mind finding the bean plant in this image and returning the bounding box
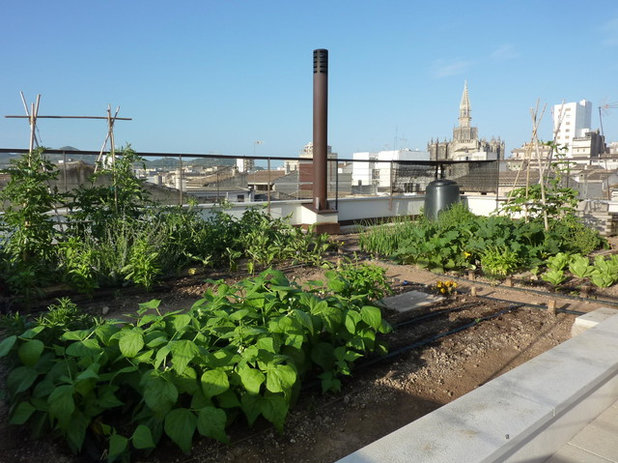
[0,267,391,461]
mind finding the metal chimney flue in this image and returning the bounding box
[313,48,328,211]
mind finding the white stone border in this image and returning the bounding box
[337,309,618,463]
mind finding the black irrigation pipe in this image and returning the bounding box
[470,292,586,316]
[392,302,483,329]
[358,303,525,370]
[446,273,618,309]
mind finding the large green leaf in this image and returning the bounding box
[47,385,75,427]
[265,364,296,394]
[97,385,124,409]
[197,406,229,443]
[260,393,289,432]
[138,299,161,312]
[310,342,334,370]
[238,364,265,395]
[215,389,241,408]
[65,410,89,453]
[9,401,35,425]
[65,338,101,358]
[174,366,199,395]
[344,310,362,334]
[17,339,44,366]
[240,393,262,425]
[164,408,196,453]
[360,306,382,330]
[7,366,38,395]
[201,369,230,398]
[170,340,199,374]
[256,337,276,353]
[172,314,192,332]
[0,335,17,357]
[118,328,144,358]
[143,376,178,414]
[132,424,156,450]
[108,434,129,462]
[292,309,313,335]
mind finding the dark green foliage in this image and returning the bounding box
[360,204,604,277]
[0,268,391,460]
[0,148,333,297]
[480,246,520,278]
[0,148,64,296]
[549,216,606,255]
[68,146,152,235]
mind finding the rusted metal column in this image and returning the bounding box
[313,48,328,211]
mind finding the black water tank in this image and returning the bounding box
[424,179,460,221]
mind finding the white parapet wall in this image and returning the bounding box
[193,194,498,227]
[336,309,618,463]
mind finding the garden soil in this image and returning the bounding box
[0,258,612,463]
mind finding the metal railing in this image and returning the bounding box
[3,147,615,209]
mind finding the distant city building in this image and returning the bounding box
[428,81,504,161]
[552,100,593,156]
[509,99,606,166]
[236,158,255,173]
[352,149,429,191]
[284,142,337,174]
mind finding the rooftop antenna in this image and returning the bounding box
[599,101,617,138]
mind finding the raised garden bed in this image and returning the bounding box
[0,261,576,463]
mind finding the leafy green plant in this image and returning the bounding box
[322,262,392,304]
[541,268,567,286]
[546,252,571,272]
[501,183,578,223]
[122,234,161,290]
[557,216,606,255]
[480,246,520,278]
[590,255,618,288]
[0,148,63,296]
[58,236,99,294]
[0,268,391,461]
[68,145,151,236]
[568,254,594,279]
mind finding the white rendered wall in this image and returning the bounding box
[553,100,592,156]
[194,194,498,227]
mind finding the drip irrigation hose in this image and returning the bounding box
[392,302,483,329]
[446,273,618,308]
[358,303,525,369]
[470,292,586,316]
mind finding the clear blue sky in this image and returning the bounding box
[1,0,617,158]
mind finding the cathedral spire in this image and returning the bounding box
[459,81,471,128]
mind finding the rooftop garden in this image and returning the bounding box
[0,147,613,462]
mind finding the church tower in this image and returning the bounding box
[459,80,471,128]
[453,81,478,143]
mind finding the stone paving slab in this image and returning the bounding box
[548,399,618,463]
[380,290,444,313]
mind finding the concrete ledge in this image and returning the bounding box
[571,307,618,337]
[337,310,618,463]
